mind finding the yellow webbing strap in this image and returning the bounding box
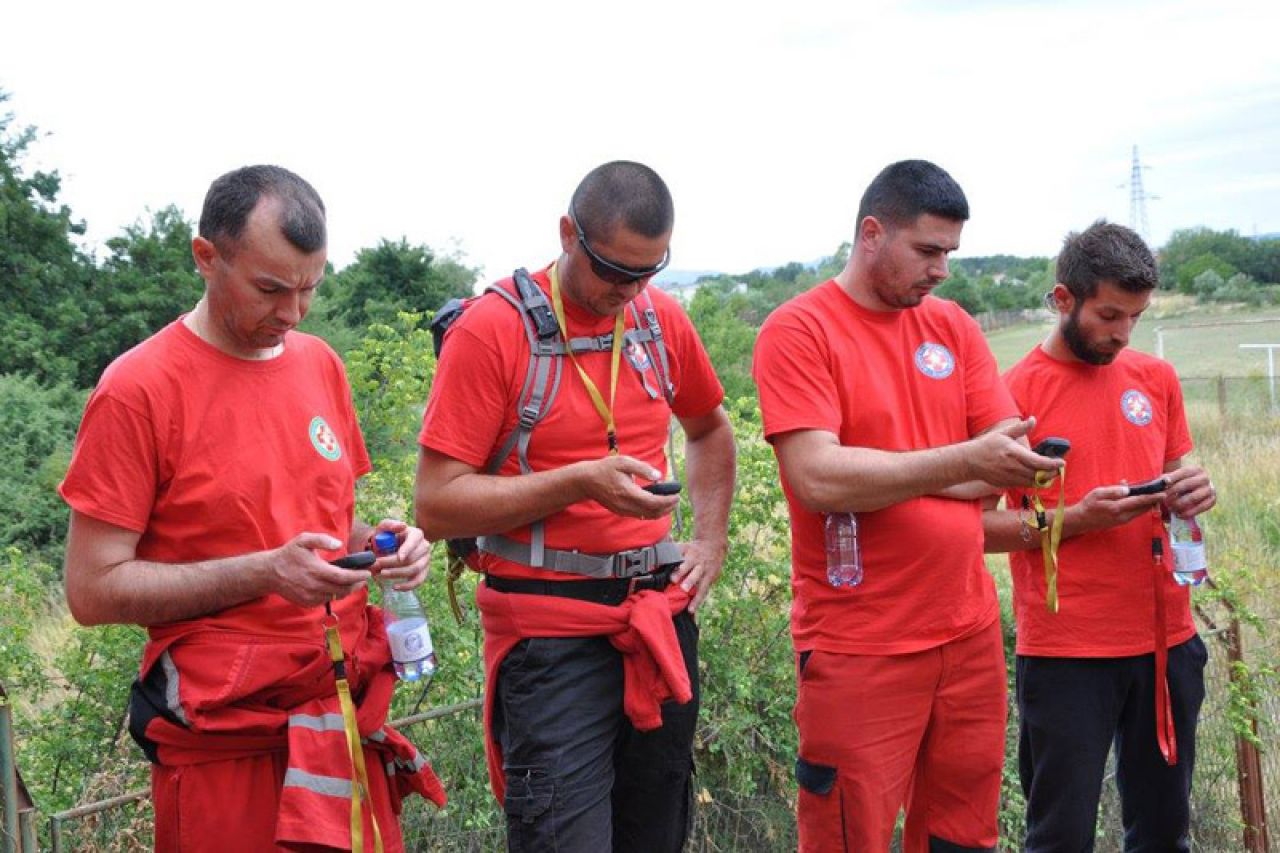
[549,261,625,455]
[1031,464,1067,613]
[323,608,384,853]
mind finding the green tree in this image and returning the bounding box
[325,238,479,329]
[0,374,83,558]
[76,206,203,384]
[0,92,93,384]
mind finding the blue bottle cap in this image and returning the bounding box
[373,531,399,555]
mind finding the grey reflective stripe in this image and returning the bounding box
[159,652,190,727]
[479,534,683,579]
[288,713,346,733]
[283,768,352,799]
[384,750,428,777]
[365,729,388,743]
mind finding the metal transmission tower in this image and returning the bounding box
[1124,145,1155,242]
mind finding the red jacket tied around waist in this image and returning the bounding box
[133,605,446,850]
[477,582,694,801]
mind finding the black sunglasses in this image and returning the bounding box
[569,204,670,286]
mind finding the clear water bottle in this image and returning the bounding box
[824,512,863,588]
[1168,514,1209,587]
[375,531,437,680]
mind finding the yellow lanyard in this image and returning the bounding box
[323,606,384,853]
[549,261,625,455]
[1029,465,1068,613]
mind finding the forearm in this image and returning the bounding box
[684,422,735,547]
[798,442,973,513]
[67,552,275,627]
[417,462,591,541]
[982,504,1091,553]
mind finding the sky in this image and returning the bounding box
[3,0,1278,284]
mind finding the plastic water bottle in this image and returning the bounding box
[375,531,437,680]
[1168,515,1209,587]
[824,512,863,588]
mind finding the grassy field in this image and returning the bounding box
[985,296,1280,376]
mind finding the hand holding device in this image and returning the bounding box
[1126,477,1167,497]
[1032,437,1071,459]
[331,551,376,569]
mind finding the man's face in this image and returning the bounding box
[864,213,963,310]
[193,196,327,357]
[1058,280,1152,365]
[558,215,671,318]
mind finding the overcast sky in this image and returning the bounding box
[3,0,1277,283]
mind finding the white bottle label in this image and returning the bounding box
[387,618,433,662]
[1171,541,1207,574]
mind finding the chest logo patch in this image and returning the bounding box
[914,342,955,380]
[624,337,652,373]
[1121,389,1154,426]
[309,416,343,461]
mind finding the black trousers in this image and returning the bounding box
[1016,636,1208,852]
[494,610,700,853]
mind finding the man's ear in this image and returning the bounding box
[192,236,218,277]
[858,216,886,253]
[558,215,576,254]
[1051,282,1075,315]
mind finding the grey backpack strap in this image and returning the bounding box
[630,290,675,406]
[481,269,565,566]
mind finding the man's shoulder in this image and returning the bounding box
[95,321,188,397]
[1116,347,1175,378]
[761,280,835,330]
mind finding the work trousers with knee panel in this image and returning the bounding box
[794,620,1006,852]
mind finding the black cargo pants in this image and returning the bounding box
[493,610,699,853]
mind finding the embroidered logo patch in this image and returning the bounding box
[309,416,342,461]
[1121,389,1154,426]
[914,342,955,380]
[624,337,652,373]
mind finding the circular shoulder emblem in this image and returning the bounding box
[914,342,955,380]
[1121,389,1154,426]
[309,416,343,461]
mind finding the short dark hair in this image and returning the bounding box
[198,165,326,255]
[1056,220,1158,301]
[856,159,969,235]
[570,161,674,242]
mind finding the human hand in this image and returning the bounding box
[1164,466,1217,519]
[270,532,372,607]
[671,538,727,614]
[966,419,1065,488]
[1068,485,1164,534]
[370,520,432,591]
[576,455,680,520]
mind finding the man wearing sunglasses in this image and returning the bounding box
[416,160,735,851]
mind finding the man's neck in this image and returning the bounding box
[184,301,284,361]
[1041,327,1082,364]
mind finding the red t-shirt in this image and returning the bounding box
[1003,346,1195,656]
[60,320,372,643]
[753,281,1017,655]
[419,266,724,581]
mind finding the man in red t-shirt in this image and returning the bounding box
[983,221,1216,851]
[753,160,1064,852]
[415,161,734,852]
[60,166,438,851]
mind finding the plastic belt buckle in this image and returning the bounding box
[614,548,651,579]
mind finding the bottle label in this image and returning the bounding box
[1171,542,1207,574]
[388,619,434,663]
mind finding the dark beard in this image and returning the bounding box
[1061,306,1115,365]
